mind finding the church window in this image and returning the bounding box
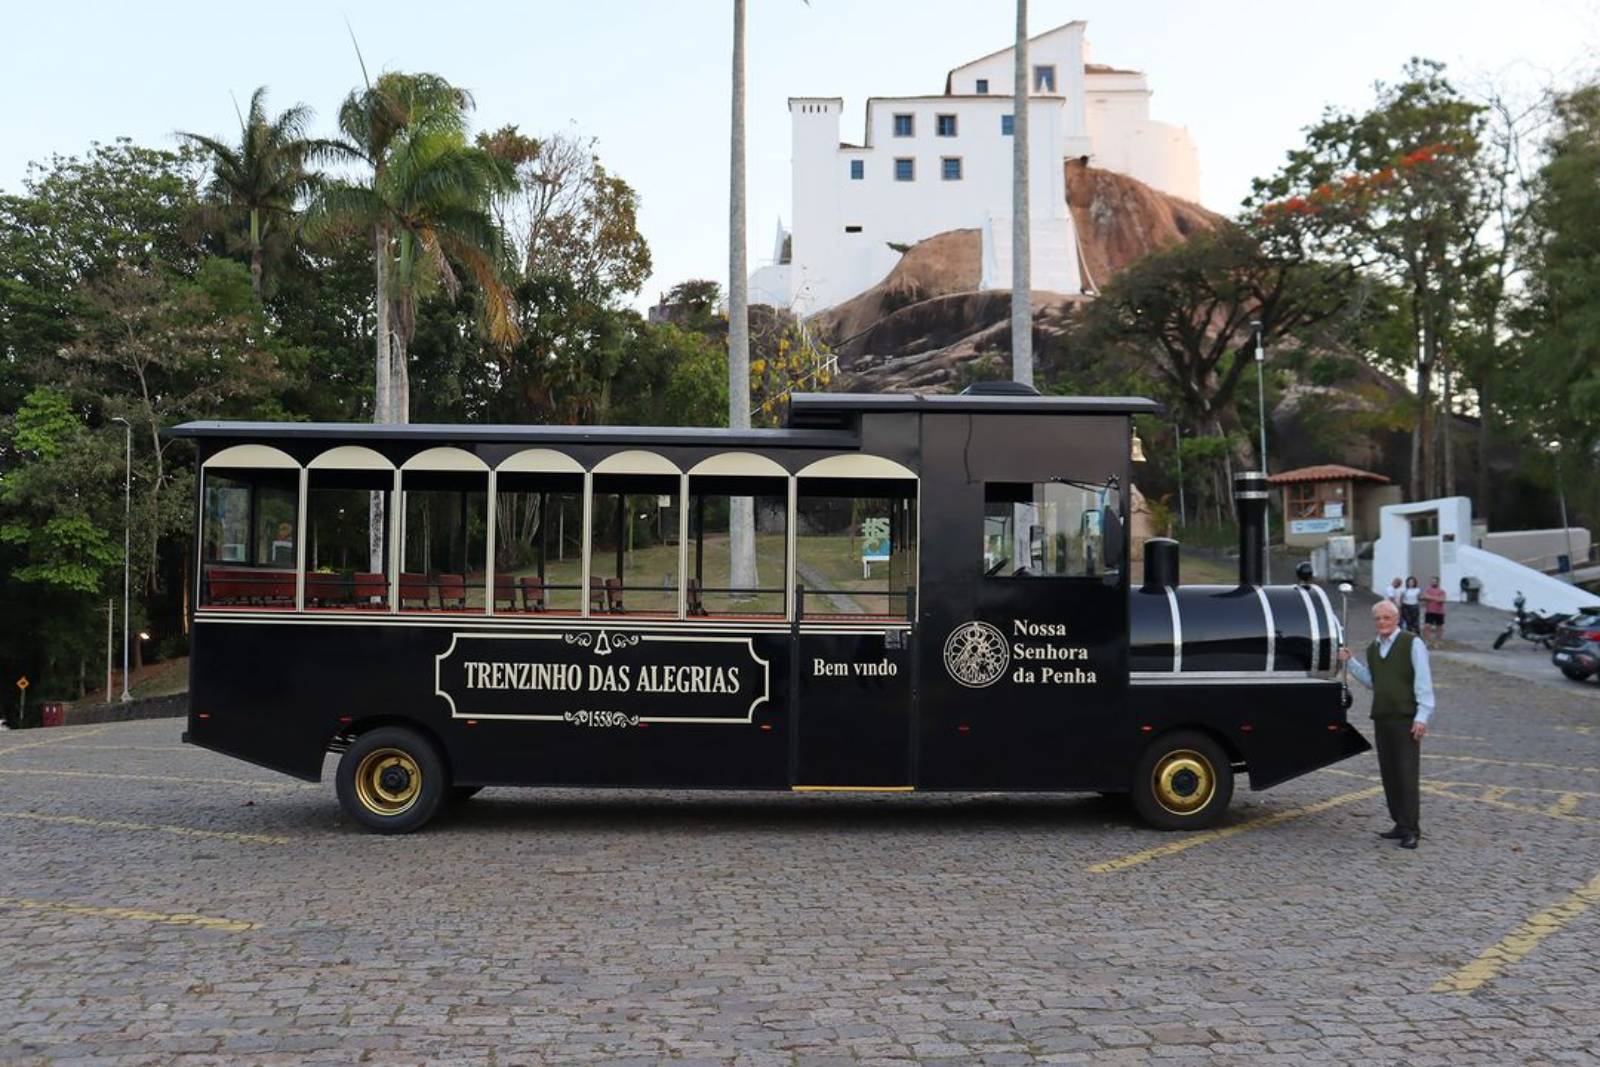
[936,114,957,137]
[942,157,962,181]
[976,78,989,94]
[893,113,914,137]
[894,158,915,182]
[1001,114,1014,136]
[850,159,864,180]
[1034,65,1056,92]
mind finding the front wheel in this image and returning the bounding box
[336,727,446,834]
[1131,730,1234,831]
[1492,630,1512,650]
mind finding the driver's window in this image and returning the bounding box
[982,481,1121,578]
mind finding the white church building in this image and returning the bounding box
[750,20,1202,316]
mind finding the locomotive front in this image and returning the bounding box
[1122,471,1370,827]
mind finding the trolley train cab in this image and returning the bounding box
[173,386,1370,833]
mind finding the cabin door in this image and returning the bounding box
[792,626,915,788]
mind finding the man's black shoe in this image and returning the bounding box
[1378,827,1405,840]
[1399,832,1419,849]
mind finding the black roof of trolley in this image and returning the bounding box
[786,391,1161,431]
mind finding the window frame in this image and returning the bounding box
[849,158,864,180]
[941,157,963,181]
[1001,114,1015,136]
[936,113,957,137]
[975,78,989,94]
[981,480,1124,581]
[894,157,915,182]
[1033,64,1056,92]
[892,112,915,137]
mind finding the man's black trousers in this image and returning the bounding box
[1374,718,1421,834]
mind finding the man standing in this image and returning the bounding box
[1421,576,1448,642]
[1340,599,1435,849]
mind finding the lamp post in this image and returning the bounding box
[110,416,132,702]
[1252,321,1270,582]
[1173,419,1186,527]
[1552,440,1575,577]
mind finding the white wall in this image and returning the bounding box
[787,94,1078,314]
[1083,74,1201,202]
[946,22,1091,155]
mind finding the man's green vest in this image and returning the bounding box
[1367,631,1418,720]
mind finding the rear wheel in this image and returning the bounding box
[1132,730,1234,831]
[336,727,445,834]
[1560,665,1591,681]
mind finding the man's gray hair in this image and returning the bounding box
[1372,600,1400,618]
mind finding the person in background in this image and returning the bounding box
[1401,576,1423,634]
[1387,577,1406,625]
[1421,576,1448,642]
[1340,599,1435,849]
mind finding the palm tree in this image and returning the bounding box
[179,87,333,298]
[307,72,517,424]
[1011,0,1033,386]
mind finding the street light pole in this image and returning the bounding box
[105,598,114,703]
[1252,322,1270,582]
[1553,442,1574,577]
[1173,419,1186,527]
[111,416,132,702]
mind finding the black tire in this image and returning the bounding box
[1131,730,1234,831]
[449,786,484,802]
[1492,630,1511,650]
[336,726,446,834]
[1560,665,1591,682]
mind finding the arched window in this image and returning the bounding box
[304,446,396,611]
[198,446,300,610]
[795,455,919,620]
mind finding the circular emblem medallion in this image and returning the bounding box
[943,621,1009,688]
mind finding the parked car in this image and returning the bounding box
[1551,608,1600,682]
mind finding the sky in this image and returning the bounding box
[3,1,1596,312]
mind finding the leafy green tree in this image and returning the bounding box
[1251,59,1487,499]
[1514,83,1600,459]
[179,86,336,298]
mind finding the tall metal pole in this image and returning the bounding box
[1252,322,1270,583]
[1010,0,1032,386]
[105,598,114,703]
[112,417,132,702]
[1174,419,1186,527]
[1555,444,1574,575]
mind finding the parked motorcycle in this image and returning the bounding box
[1493,591,1583,650]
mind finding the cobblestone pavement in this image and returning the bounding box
[2,649,1598,1065]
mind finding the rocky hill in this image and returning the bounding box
[805,162,1222,392]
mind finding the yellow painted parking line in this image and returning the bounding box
[0,767,311,791]
[1432,867,1600,994]
[1417,783,1597,826]
[0,895,256,933]
[1545,793,1582,818]
[1324,766,1600,800]
[0,725,112,756]
[0,809,290,845]
[1087,786,1383,874]
[1425,753,1600,776]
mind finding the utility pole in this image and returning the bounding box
[1252,323,1270,583]
[1010,0,1032,386]
[105,598,114,702]
[1174,420,1186,527]
[111,416,132,702]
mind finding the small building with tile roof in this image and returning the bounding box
[1268,464,1401,548]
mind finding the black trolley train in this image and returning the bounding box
[173,386,1370,833]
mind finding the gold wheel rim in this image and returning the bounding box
[353,748,422,817]
[1151,749,1216,816]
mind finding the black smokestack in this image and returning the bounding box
[1143,537,1180,592]
[1234,471,1268,587]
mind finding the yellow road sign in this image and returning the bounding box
[14,677,26,691]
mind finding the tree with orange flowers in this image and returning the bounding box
[1250,59,1488,501]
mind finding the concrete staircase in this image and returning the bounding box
[981,215,1080,294]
